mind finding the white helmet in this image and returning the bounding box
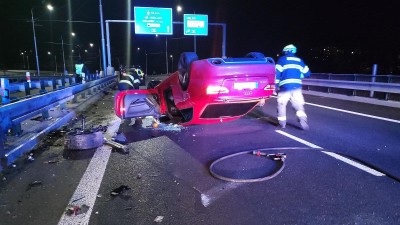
[283,44,297,54]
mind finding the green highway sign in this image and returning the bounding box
[183,14,208,36]
[134,7,173,35]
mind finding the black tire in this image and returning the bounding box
[178,52,198,91]
[64,131,104,150]
[245,52,266,59]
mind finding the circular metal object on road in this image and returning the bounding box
[64,131,104,150]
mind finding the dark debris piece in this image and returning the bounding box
[110,185,131,196]
[65,204,90,216]
[26,180,43,191]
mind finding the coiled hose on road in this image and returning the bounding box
[209,150,287,183]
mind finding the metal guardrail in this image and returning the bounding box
[303,73,400,101]
[0,75,117,163]
[0,74,102,105]
[303,79,400,93]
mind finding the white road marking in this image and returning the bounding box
[271,95,399,123]
[275,130,322,149]
[305,102,400,124]
[321,151,385,176]
[200,183,243,207]
[275,130,386,177]
[58,118,121,225]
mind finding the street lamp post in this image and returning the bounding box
[170,54,174,72]
[26,55,30,70]
[31,8,40,76]
[21,53,26,69]
[165,37,168,74]
[55,54,58,73]
[31,5,53,76]
[145,50,148,75]
[61,36,66,74]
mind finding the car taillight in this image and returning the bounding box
[206,85,230,95]
[264,84,276,90]
[115,94,125,117]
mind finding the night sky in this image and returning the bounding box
[1,0,399,74]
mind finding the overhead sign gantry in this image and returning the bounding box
[183,14,208,36]
[134,7,173,35]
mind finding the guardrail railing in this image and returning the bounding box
[304,73,400,101]
[0,73,102,105]
[0,75,117,164]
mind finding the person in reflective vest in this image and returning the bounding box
[75,63,84,83]
[118,67,141,90]
[275,44,310,130]
[131,66,145,85]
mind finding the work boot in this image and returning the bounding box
[299,117,309,130]
[278,120,286,129]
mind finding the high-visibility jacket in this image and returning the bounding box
[75,64,84,75]
[275,53,310,91]
[118,72,141,90]
[135,68,144,79]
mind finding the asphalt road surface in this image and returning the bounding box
[0,88,399,225]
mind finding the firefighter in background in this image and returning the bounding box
[118,66,141,90]
[132,65,145,85]
[275,44,310,130]
[75,61,84,83]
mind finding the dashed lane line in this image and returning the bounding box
[275,130,385,177]
[305,102,400,124]
[275,130,322,149]
[270,95,400,123]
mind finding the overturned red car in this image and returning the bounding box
[114,52,276,126]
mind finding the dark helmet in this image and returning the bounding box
[282,44,297,54]
[120,66,127,74]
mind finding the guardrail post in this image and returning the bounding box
[24,82,31,96]
[11,123,22,136]
[0,131,5,158]
[370,64,377,98]
[42,108,49,120]
[60,102,66,110]
[40,80,47,94]
[1,78,10,104]
[68,76,73,85]
[72,95,78,103]
[327,74,331,93]
[61,76,66,88]
[385,75,392,101]
[52,79,57,90]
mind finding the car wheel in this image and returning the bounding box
[64,131,104,150]
[178,52,198,91]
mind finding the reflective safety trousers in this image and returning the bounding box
[277,88,307,121]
